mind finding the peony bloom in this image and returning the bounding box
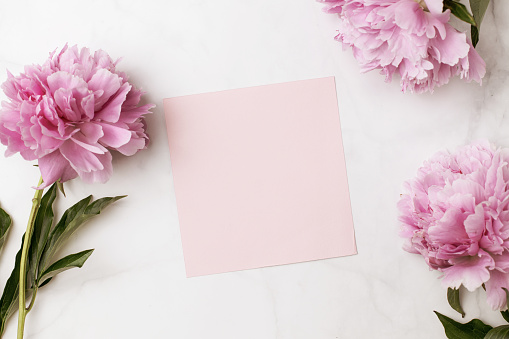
[0,45,154,188]
[399,141,509,310]
[321,0,486,93]
[318,0,346,13]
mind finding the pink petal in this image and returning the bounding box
[460,41,486,83]
[96,122,132,148]
[485,270,509,310]
[428,208,469,244]
[87,68,122,110]
[441,251,494,291]
[116,133,146,156]
[81,94,95,119]
[492,252,509,273]
[78,152,113,184]
[59,139,105,172]
[429,25,470,65]
[37,150,78,189]
[118,103,154,124]
[53,88,81,121]
[424,0,443,15]
[94,82,131,123]
[450,179,485,206]
[47,71,87,96]
[71,122,105,153]
[464,204,486,242]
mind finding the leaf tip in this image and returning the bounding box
[57,181,66,197]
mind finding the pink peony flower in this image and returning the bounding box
[0,45,154,188]
[321,0,486,93]
[399,141,509,310]
[318,0,346,13]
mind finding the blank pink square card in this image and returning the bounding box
[164,77,357,277]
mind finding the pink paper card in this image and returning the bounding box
[164,77,357,277]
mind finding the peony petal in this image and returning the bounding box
[87,68,122,110]
[118,103,154,124]
[81,93,95,119]
[464,204,486,242]
[77,152,113,184]
[450,179,485,205]
[424,0,443,15]
[492,252,509,273]
[53,88,81,121]
[441,251,494,291]
[37,150,78,189]
[428,208,469,244]
[47,71,87,96]
[73,122,104,146]
[116,133,146,156]
[59,139,105,172]
[94,82,131,123]
[96,122,132,148]
[485,270,509,310]
[429,25,470,66]
[460,41,486,83]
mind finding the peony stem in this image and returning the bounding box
[17,176,44,339]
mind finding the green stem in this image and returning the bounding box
[26,286,38,313]
[17,177,44,339]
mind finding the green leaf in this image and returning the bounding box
[0,207,12,253]
[40,195,92,262]
[38,277,52,288]
[444,0,477,26]
[84,196,126,216]
[470,0,490,27]
[471,26,480,48]
[434,311,493,339]
[56,180,66,197]
[39,195,125,272]
[37,249,94,285]
[38,195,91,271]
[501,310,509,323]
[0,192,125,336]
[0,236,25,336]
[447,287,465,318]
[486,325,509,339]
[469,0,491,47]
[28,183,57,287]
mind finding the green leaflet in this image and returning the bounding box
[56,181,65,197]
[469,0,491,47]
[486,325,509,339]
[470,0,490,23]
[0,185,125,336]
[501,309,509,324]
[38,249,94,286]
[39,195,125,272]
[28,184,57,288]
[37,195,91,271]
[444,0,477,26]
[471,26,480,48]
[435,311,492,339]
[0,236,24,336]
[0,207,11,254]
[447,287,465,318]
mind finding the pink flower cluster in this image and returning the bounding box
[399,141,509,310]
[0,45,154,188]
[320,0,486,93]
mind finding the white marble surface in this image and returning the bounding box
[0,0,507,338]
